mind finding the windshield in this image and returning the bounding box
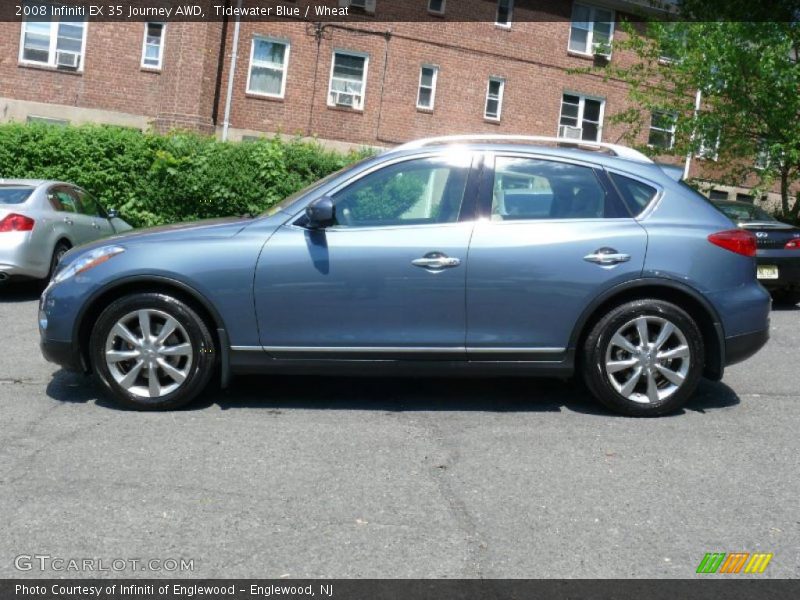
[263,157,374,216]
[716,202,777,223]
[0,186,34,205]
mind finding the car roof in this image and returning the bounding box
[0,179,73,190]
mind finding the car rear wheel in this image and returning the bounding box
[90,293,216,410]
[47,241,70,281]
[581,299,704,417]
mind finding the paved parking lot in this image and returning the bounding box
[1,283,798,579]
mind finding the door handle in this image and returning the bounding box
[63,217,73,225]
[412,252,461,270]
[91,222,101,229]
[584,248,631,266]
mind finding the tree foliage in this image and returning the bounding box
[0,123,374,227]
[596,7,800,220]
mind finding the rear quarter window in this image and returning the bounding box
[609,173,658,216]
[0,187,34,205]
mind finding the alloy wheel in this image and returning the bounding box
[604,315,691,405]
[104,309,193,399]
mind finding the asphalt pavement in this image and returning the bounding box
[1,282,798,578]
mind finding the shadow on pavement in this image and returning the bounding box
[46,369,741,417]
[0,280,45,303]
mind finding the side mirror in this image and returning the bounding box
[107,208,119,219]
[305,196,335,229]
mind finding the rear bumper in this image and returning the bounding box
[724,328,769,367]
[756,255,800,289]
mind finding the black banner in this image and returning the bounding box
[3,580,800,600]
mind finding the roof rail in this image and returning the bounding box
[390,135,654,164]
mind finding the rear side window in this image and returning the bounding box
[609,172,658,216]
[0,186,34,204]
[492,157,628,220]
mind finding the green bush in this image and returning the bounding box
[0,123,373,227]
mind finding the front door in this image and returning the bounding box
[254,154,478,357]
[466,154,649,355]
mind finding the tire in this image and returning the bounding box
[581,299,705,417]
[90,293,216,410]
[771,289,800,307]
[47,241,70,281]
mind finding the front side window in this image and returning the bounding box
[141,23,165,69]
[75,189,104,217]
[328,51,368,110]
[417,65,439,110]
[492,157,626,220]
[648,111,677,150]
[331,156,471,228]
[496,0,513,27]
[558,93,604,141]
[485,77,505,120]
[569,3,614,56]
[20,20,87,70]
[247,37,290,98]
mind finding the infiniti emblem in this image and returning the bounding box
[756,232,769,238]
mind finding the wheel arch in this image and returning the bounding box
[569,278,726,381]
[74,276,228,377]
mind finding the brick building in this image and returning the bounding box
[0,0,768,202]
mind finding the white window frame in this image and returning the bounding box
[557,92,605,142]
[246,36,290,99]
[484,77,505,121]
[428,0,446,15]
[495,0,513,28]
[327,49,370,111]
[648,111,677,150]
[140,22,166,70]
[568,2,615,57]
[18,19,88,72]
[340,0,376,13]
[416,64,439,111]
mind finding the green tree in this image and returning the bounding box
[595,7,800,220]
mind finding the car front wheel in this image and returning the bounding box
[582,299,705,417]
[90,293,216,410]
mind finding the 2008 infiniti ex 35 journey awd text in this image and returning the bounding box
[39,136,771,416]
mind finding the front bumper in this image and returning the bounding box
[724,328,769,367]
[40,337,84,372]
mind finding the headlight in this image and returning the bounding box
[53,246,126,284]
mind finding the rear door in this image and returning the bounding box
[465,153,649,356]
[48,186,92,245]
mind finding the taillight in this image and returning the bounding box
[0,213,35,232]
[707,229,757,257]
[786,239,800,250]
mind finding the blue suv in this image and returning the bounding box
[39,136,771,416]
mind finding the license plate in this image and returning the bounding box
[757,265,779,280]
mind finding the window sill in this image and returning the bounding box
[17,61,83,76]
[484,117,502,125]
[567,50,595,60]
[327,104,365,114]
[494,23,512,31]
[246,92,286,102]
[427,11,445,17]
[140,66,162,74]
[416,106,435,114]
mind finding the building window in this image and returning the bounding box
[495,0,513,27]
[417,65,439,110]
[485,77,505,121]
[569,3,614,56]
[328,50,369,110]
[27,115,69,126]
[19,20,87,70]
[558,93,604,142]
[428,0,445,15]
[340,0,376,13]
[709,189,729,201]
[247,37,290,98]
[141,23,165,69]
[648,111,677,149]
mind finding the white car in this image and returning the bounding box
[0,179,132,283]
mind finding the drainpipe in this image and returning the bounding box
[221,0,243,142]
[683,88,702,180]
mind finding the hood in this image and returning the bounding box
[60,216,254,263]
